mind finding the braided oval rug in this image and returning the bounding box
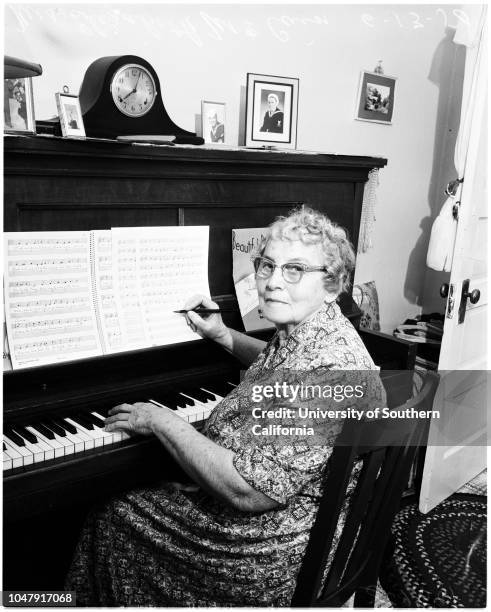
[381,494,486,608]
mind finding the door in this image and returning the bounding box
[419,93,487,513]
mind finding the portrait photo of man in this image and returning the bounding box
[247,75,298,149]
[260,92,284,133]
[201,101,226,145]
[208,111,224,143]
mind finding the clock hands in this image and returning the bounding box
[119,71,143,103]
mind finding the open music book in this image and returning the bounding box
[4,227,210,370]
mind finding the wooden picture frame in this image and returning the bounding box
[201,101,226,144]
[4,77,36,134]
[55,92,86,138]
[355,71,397,124]
[245,73,299,149]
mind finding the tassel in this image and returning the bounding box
[359,168,379,253]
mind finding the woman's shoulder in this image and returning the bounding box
[301,302,378,370]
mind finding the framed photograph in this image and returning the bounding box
[55,92,86,138]
[355,71,396,124]
[245,73,299,149]
[4,77,36,134]
[201,101,226,144]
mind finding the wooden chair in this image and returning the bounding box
[291,371,440,607]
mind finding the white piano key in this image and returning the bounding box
[40,425,76,455]
[148,399,192,423]
[183,390,222,413]
[199,388,225,406]
[91,411,131,442]
[26,426,64,458]
[176,396,206,423]
[4,436,34,466]
[3,443,23,469]
[64,416,104,448]
[10,431,45,463]
[3,453,13,471]
[55,428,86,454]
[62,418,96,450]
[70,417,106,447]
[91,411,122,443]
[22,429,55,461]
[91,422,119,446]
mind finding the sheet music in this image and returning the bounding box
[111,229,150,350]
[4,232,103,369]
[112,226,210,346]
[91,230,125,353]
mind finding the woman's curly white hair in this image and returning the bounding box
[257,206,356,294]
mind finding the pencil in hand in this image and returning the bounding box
[173,308,235,314]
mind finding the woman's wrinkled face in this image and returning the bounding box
[256,238,329,335]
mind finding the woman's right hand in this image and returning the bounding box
[182,294,232,348]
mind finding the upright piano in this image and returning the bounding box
[3,136,413,589]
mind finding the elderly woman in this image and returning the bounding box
[66,207,381,606]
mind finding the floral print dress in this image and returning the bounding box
[65,301,380,606]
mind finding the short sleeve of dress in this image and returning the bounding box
[233,444,332,505]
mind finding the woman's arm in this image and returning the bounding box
[105,402,278,513]
[184,294,266,367]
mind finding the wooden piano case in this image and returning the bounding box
[4,136,413,590]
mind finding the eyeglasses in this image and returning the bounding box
[253,256,327,284]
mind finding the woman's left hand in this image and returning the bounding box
[105,402,162,436]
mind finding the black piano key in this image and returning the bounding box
[88,412,106,427]
[32,422,56,440]
[94,407,111,418]
[83,412,106,428]
[44,420,67,437]
[205,381,230,397]
[153,394,178,410]
[14,425,38,444]
[5,427,26,447]
[53,417,77,435]
[169,390,192,408]
[185,387,213,403]
[197,387,217,401]
[71,413,96,430]
[3,443,6,451]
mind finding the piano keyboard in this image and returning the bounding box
[3,381,237,473]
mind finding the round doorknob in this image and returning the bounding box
[464,288,481,304]
[439,283,449,298]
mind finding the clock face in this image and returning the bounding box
[110,63,157,117]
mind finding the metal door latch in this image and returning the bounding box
[458,278,481,324]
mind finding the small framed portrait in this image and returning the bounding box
[245,73,299,149]
[55,91,86,138]
[201,101,226,144]
[4,77,36,134]
[355,71,397,124]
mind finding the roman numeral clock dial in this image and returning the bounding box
[111,64,156,117]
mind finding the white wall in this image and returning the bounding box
[4,3,467,332]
